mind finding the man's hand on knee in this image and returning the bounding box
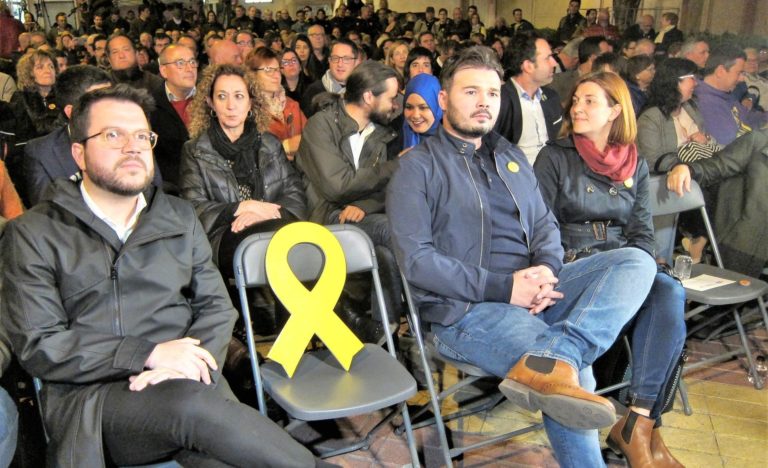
[128,368,188,391]
[338,205,365,223]
[511,266,562,311]
[145,338,218,385]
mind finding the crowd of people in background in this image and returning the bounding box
[1,0,768,467]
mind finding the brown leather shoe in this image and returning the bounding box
[498,355,616,429]
[651,427,685,467]
[607,411,655,468]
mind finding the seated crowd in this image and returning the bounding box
[0,0,767,466]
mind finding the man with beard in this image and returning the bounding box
[106,34,163,92]
[295,60,402,342]
[387,45,656,466]
[0,84,326,468]
[494,34,563,165]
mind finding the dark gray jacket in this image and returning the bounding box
[534,137,654,260]
[179,131,306,257]
[637,102,705,173]
[387,126,563,326]
[0,180,236,466]
[296,96,398,224]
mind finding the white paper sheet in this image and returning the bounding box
[682,274,736,291]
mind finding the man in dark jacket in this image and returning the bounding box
[24,65,113,206]
[556,0,587,42]
[387,46,656,465]
[301,38,359,117]
[495,34,563,165]
[107,34,164,92]
[151,44,196,193]
[1,85,320,467]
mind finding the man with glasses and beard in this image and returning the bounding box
[1,84,327,468]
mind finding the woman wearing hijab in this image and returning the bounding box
[401,73,443,152]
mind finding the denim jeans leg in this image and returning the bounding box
[528,247,657,370]
[0,386,18,468]
[544,368,606,468]
[433,305,606,467]
[629,271,687,417]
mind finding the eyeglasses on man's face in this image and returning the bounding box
[79,128,158,149]
[256,66,281,74]
[160,58,199,69]
[329,55,355,64]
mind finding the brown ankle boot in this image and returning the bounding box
[651,427,685,467]
[607,411,656,468]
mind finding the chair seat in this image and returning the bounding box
[261,344,417,421]
[685,264,768,305]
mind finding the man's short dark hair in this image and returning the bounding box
[69,84,155,143]
[440,45,503,90]
[513,8,522,15]
[154,32,171,42]
[426,7,435,14]
[345,61,400,105]
[330,38,360,59]
[438,8,448,15]
[703,43,747,77]
[418,31,434,43]
[662,12,679,25]
[504,33,540,77]
[578,36,606,64]
[138,5,150,15]
[106,33,134,52]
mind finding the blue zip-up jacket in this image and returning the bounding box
[387,126,564,326]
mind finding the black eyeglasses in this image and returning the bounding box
[329,55,355,64]
[79,128,158,149]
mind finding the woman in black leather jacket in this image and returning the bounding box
[10,49,61,144]
[534,72,686,468]
[180,64,306,278]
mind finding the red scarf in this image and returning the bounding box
[572,134,637,182]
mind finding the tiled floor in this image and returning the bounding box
[305,323,768,467]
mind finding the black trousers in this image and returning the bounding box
[101,379,319,468]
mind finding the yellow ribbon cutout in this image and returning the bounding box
[265,222,364,377]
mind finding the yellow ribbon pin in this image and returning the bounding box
[507,161,520,173]
[624,177,634,188]
[265,222,364,377]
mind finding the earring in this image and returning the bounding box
[210,109,217,118]
[247,110,254,118]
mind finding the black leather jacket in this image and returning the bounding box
[1,180,236,466]
[534,137,655,261]
[179,131,306,257]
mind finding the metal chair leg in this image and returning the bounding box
[733,309,765,390]
[677,379,693,416]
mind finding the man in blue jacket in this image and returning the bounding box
[387,46,657,466]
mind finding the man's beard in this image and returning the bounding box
[446,105,494,139]
[86,156,153,197]
[112,65,143,82]
[369,107,392,126]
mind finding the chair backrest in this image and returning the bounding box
[233,223,378,288]
[647,175,724,267]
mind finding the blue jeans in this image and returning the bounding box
[432,247,656,468]
[0,386,17,468]
[629,271,687,418]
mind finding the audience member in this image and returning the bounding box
[557,0,587,42]
[401,73,442,152]
[306,24,330,81]
[696,43,767,145]
[744,47,768,106]
[246,47,307,161]
[495,34,563,165]
[534,71,685,468]
[301,38,359,117]
[680,38,710,70]
[150,44,198,193]
[623,54,656,116]
[0,1,24,59]
[583,9,620,41]
[623,14,656,41]
[654,12,684,56]
[10,49,60,146]
[413,7,439,36]
[550,36,610,105]
[107,34,163,91]
[180,64,305,278]
[208,39,243,66]
[554,37,582,73]
[2,84,321,467]
[387,45,656,467]
[23,65,113,206]
[281,48,311,103]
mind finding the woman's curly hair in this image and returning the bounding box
[645,58,699,119]
[187,64,269,139]
[16,49,58,91]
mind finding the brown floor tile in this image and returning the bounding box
[715,433,768,460]
[722,457,768,468]
[668,448,724,467]
[660,426,719,454]
[662,409,714,432]
[687,380,768,405]
[705,396,768,420]
[710,414,768,439]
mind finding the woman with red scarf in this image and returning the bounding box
[533,72,685,468]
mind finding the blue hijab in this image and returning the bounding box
[402,74,443,150]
